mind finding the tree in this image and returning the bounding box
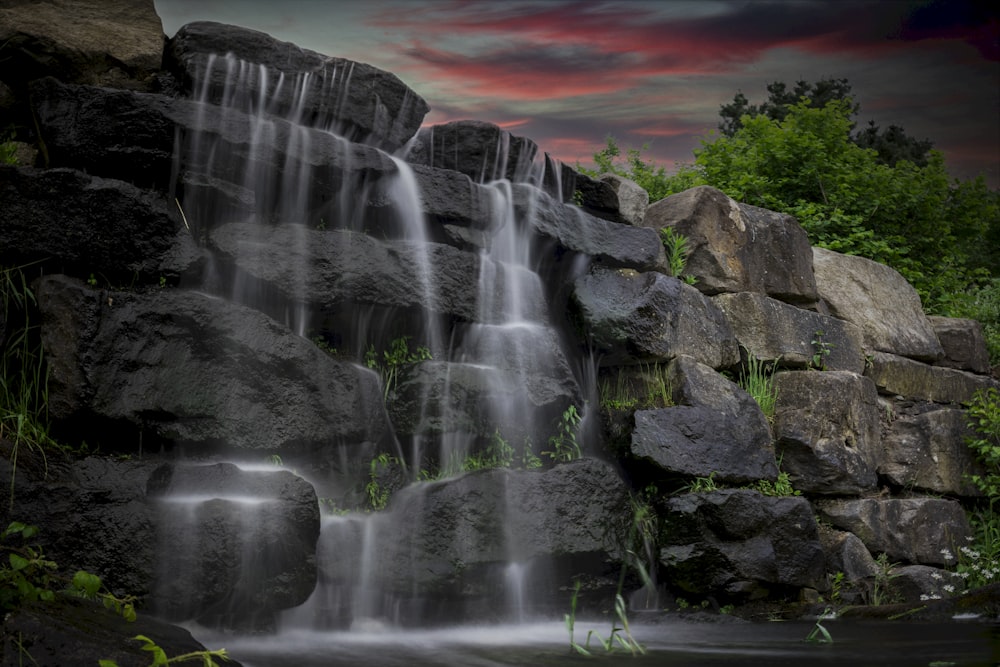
[718,78,932,167]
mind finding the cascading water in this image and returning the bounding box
[161,45,592,634]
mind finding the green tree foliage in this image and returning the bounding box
[718,78,932,167]
[578,135,702,203]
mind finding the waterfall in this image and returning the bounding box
[163,46,588,631]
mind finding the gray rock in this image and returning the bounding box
[598,173,649,226]
[37,274,390,453]
[865,351,999,403]
[148,462,320,629]
[166,22,429,152]
[772,371,881,495]
[209,223,547,325]
[928,316,992,374]
[513,184,667,273]
[888,565,965,605]
[572,267,739,368]
[819,528,879,585]
[406,120,539,183]
[812,247,944,361]
[879,408,984,496]
[815,497,971,566]
[659,490,825,596]
[714,292,865,373]
[0,167,182,284]
[626,356,776,485]
[643,186,818,304]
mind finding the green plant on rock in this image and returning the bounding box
[1,265,59,509]
[543,405,583,463]
[1,129,17,165]
[680,472,718,493]
[866,553,901,606]
[737,350,777,422]
[804,608,834,644]
[365,336,432,401]
[810,331,834,370]
[659,227,697,285]
[100,635,230,667]
[751,454,800,497]
[365,453,400,511]
[965,387,1000,503]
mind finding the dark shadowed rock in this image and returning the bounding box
[815,497,971,566]
[772,371,881,495]
[643,186,818,304]
[714,292,864,373]
[148,462,320,629]
[627,356,776,485]
[209,223,548,325]
[406,120,539,183]
[0,167,182,283]
[879,408,984,495]
[659,490,825,598]
[166,21,428,152]
[598,173,649,226]
[865,351,999,403]
[0,597,243,667]
[928,316,992,374]
[889,565,965,605]
[572,267,739,367]
[37,274,390,452]
[361,458,631,621]
[819,528,879,602]
[513,184,667,272]
[812,247,944,361]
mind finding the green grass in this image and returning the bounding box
[738,351,777,421]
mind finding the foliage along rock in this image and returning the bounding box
[815,497,971,566]
[36,274,391,454]
[166,21,429,153]
[928,316,992,375]
[865,351,999,404]
[572,267,739,368]
[366,458,631,621]
[0,166,181,284]
[406,120,540,183]
[147,462,320,630]
[879,408,984,496]
[658,490,825,598]
[714,291,865,373]
[812,247,944,361]
[643,186,818,305]
[772,371,881,495]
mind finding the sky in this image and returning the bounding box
[154,0,999,187]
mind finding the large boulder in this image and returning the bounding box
[0,167,182,283]
[597,173,649,226]
[928,316,992,375]
[659,490,826,598]
[714,292,865,373]
[37,274,390,453]
[865,351,998,404]
[772,371,881,495]
[147,462,320,630]
[643,186,818,304]
[815,498,971,566]
[572,267,739,368]
[406,120,539,183]
[812,247,943,361]
[879,408,984,496]
[0,0,163,102]
[627,356,777,485]
[166,21,428,152]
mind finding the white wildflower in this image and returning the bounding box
[943,584,955,593]
[930,572,943,580]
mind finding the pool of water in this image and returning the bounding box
[192,618,1000,666]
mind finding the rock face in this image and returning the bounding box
[865,351,998,404]
[643,186,818,304]
[572,267,739,367]
[659,490,825,597]
[812,247,944,361]
[37,275,390,454]
[928,316,992,374]
[407,120,539,183]
[147,462,320,629]
[879,409,984,495]
[773,371,881,495]
[166,22,429,152]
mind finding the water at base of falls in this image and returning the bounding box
[189,619,999,667]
